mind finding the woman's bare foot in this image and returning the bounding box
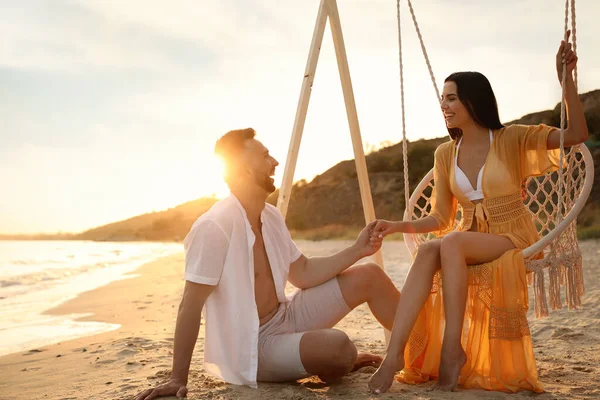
[367,355,403,395]
[351,353,383,372]
[432,346,466,391]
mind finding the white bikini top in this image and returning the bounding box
[454,130,493,201]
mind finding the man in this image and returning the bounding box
[136,128,400,400]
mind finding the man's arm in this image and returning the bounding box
[135,281,215,400]
[287,221,380,289]
[171,281,215,383]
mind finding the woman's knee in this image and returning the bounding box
[416,240,442,266]
[440,232,463,260]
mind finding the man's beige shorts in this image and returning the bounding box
[256,277,352,382]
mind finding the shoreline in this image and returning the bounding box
[1,241,600,399]
[0,252,188,400]
[0,240,182,358]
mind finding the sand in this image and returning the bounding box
[1,239,599,400]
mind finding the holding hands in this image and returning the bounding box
[354,219,402,257]
[366,219,405,247]
[354,220,383,257]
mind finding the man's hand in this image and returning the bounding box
[134,281,213,400]
[135,378,188,400]
[353,220,383,258]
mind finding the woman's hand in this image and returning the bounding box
[371,220,402,240]
[556,30,578,82]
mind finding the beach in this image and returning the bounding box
[1,239,600,400]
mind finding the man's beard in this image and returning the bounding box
[256,175,276,193]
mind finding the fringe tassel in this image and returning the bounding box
[526,270,534,286]
[565,256,584,310]
[533,269,549,318]
[565,262,576,309]
[575,255,585,298]
[548,265,562,311]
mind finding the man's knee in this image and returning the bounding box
[353,262,388,290]
[326,329,357,371]
[299,329,357,377]
[339,262,394,308]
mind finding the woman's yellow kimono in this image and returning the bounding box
[397,124,561,393]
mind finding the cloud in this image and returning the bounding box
[2,0,599,233]
[0,1,216,72]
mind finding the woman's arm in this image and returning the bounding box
[373,215,441,237]
[547,30,589,149]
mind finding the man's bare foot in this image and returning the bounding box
[431,346,466,391]
[351,353,383,372]
[367,355,403,395]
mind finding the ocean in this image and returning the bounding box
[0,240,182,357]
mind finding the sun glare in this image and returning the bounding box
[201,156,230,199]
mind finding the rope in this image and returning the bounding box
[398,0,444,218]
[398,0,577,230]
[396,0,410,218]
[406,0,441,106]
[557,0,573,223]
[400,0,584,318]
[571,0,578,91]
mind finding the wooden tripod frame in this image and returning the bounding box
[276,0,384,268]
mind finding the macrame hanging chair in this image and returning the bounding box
[396,0,594,317]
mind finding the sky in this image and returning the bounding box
[1,0,599,234]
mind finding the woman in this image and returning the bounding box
[367,32,588,394]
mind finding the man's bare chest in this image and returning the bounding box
[252,233,274,280]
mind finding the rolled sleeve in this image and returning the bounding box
[429,143,458,235]
[289,235,302,263]
[515,124,562,180]
[183,220,229,286]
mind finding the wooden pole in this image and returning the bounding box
[325,0,384,268]
[277,0,389,343]
[277,0,329,217]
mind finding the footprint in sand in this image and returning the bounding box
[573,366,594,373]
[551,327,584,340]
[118,382,139,391]
[125,361,143,372]
[96,358,117,365]
[532,324,555,339]
[117,348,138,357]
[23,349,46,356]
[569,386,589,394]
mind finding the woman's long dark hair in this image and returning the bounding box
[444,72,504,140]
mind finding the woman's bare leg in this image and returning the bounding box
[368,239,442,394]
[434,231,515,391]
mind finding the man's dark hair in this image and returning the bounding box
[214,128,256,186]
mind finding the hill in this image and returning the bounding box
[274,90,600,239]
[3,90,598,242]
